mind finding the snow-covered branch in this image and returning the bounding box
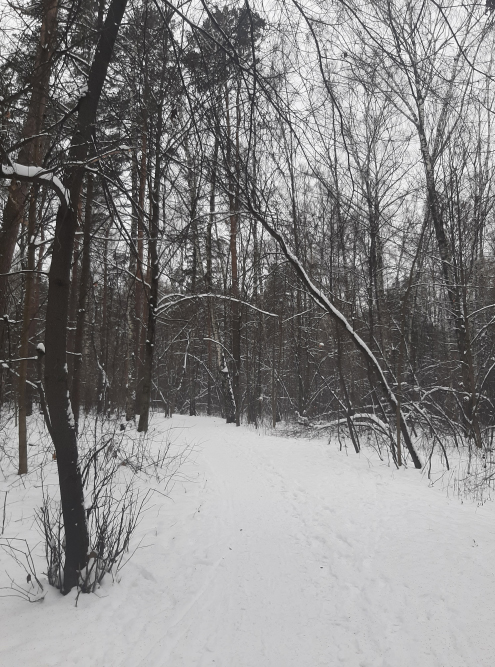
[0,162,70,208]
[314,413,390,435]
[245,202,422,469]
[156,293,278,318]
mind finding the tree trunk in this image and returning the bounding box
[17,187,38,474]
[72,176,93,432]
[134,123,148,415]
[204,135,236,421]
[125,225,138,421]
[97,227,110,414]
[137,94,163,432]
[416,104,482,448]
[226,84,242,426]
[0,0,59,315]
[206,137,218,416]
[271,329,277,428]
[67,201,82,386]
[43,0,129,593]
[184,139,200,416]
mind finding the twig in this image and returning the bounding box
[1,491,7,535]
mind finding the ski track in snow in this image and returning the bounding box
[1,415,495,666]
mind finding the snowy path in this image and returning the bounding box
[1,415,495,666]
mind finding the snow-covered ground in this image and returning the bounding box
[1,414,495,666]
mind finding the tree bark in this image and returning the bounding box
[96,226,110,414]
[72,176,93,432]
[125,190,138,422]
[43,0,129,593]
[137,95,163,432]
[0,0,59,315]
[17,187,38,474]
[416,101,482,448]
[226,84,242,425]
[206,137,218,416]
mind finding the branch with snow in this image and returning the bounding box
[314,413,390,435]
[0,162,70,208]
[156,293,278,318]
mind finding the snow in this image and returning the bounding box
[36,343,45,354]
[1,414,495,666]
[66,391,75,428]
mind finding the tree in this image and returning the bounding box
[0,0,131,593]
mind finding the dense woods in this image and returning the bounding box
[1,0,495,592]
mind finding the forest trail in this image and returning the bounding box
[1,415,495,666]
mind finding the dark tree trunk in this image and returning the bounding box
[97,228,110,414]
[17,187,38,474]
[206,137,218,416]
[137,95,163,432]
[134,124,148,415]
[43,0,129,593]
[226,84,242,425]
[416,93,482,448]
[0,0,59,315]
[67,200,82,386]
[125,181,138,422]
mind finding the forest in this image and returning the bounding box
[1,0,495,604]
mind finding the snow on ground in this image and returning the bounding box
[1,414,495,667]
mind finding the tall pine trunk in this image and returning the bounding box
[134,124,148,415]
[137,91,163,432]
[226,84,242,425]
[0,0,59,314]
